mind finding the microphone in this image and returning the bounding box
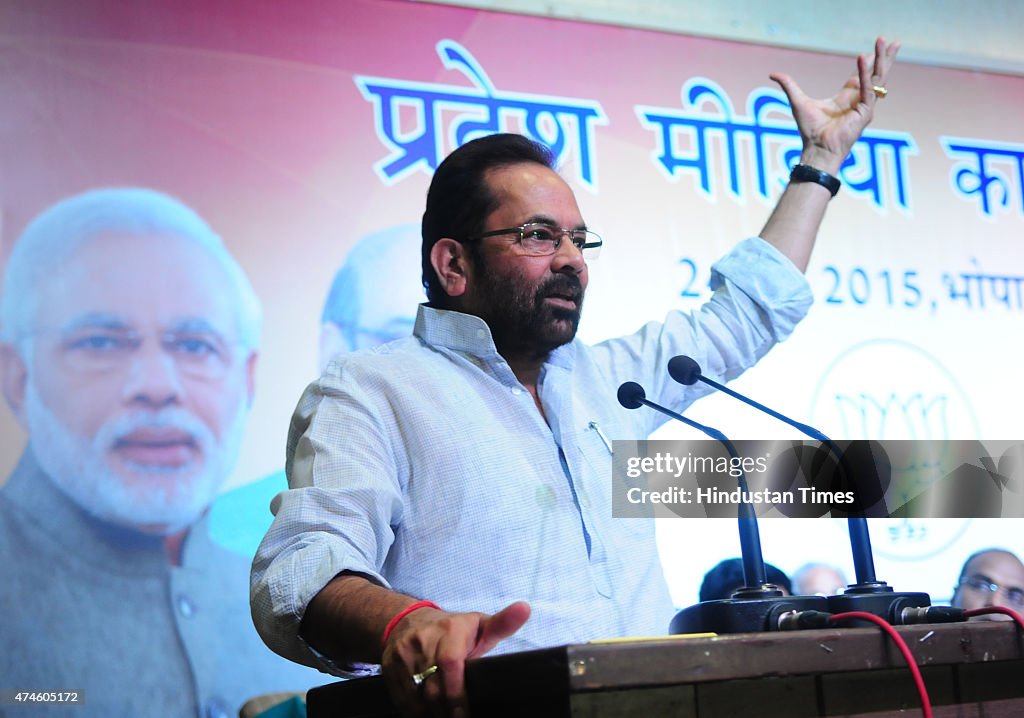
[617,380,764,586]
[665,356,931,621]
[617,381,729,444]
[615,380,645,409]
[618,381,829,633]
[667,356,828,442]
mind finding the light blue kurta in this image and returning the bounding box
[251,237,812,673]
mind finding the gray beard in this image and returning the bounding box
[23,380,248,535]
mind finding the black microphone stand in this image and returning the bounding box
[618,382,828,634]
[666,356,930,624]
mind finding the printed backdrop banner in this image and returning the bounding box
[1,0,1023,628]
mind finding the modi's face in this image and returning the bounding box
[21,232,255,535]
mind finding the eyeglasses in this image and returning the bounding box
[467,222,602,260]
[48,326,240,381]
[958,574,1024,607]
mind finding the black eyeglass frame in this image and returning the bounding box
[957,573,1024,607]
[465,222,602,259]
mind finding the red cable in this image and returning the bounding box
[962,606,1024,630]
[829,611,932,718]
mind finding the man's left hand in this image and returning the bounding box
[770,36,901,174]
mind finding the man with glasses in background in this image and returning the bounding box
[0,188,319,717]
[951,548,1024,620]
[252,38,900,718]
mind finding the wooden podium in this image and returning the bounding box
[307,621,1024,717]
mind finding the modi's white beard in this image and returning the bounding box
[23,381,248,535]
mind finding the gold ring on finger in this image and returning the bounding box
[412,664,439,687]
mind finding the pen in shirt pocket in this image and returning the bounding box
[588,421,613,454]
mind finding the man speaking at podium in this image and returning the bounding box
[252,39,899,717]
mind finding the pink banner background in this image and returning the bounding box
[2,0,1022,608]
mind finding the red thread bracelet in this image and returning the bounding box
[381,600,440,647]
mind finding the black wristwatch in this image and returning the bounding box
[789,164,841,197]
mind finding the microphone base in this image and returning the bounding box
[826,590,931,624]
[670,595,829,635]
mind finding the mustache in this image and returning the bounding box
[538,273,584,301]
[99,408,213,454]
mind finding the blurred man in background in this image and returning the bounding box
[208,224,424,557]
[0,188,319,717]
[792,562,848,596]
[318,224,425,366]
[699,558,793,601]
[951,548,1024,621]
